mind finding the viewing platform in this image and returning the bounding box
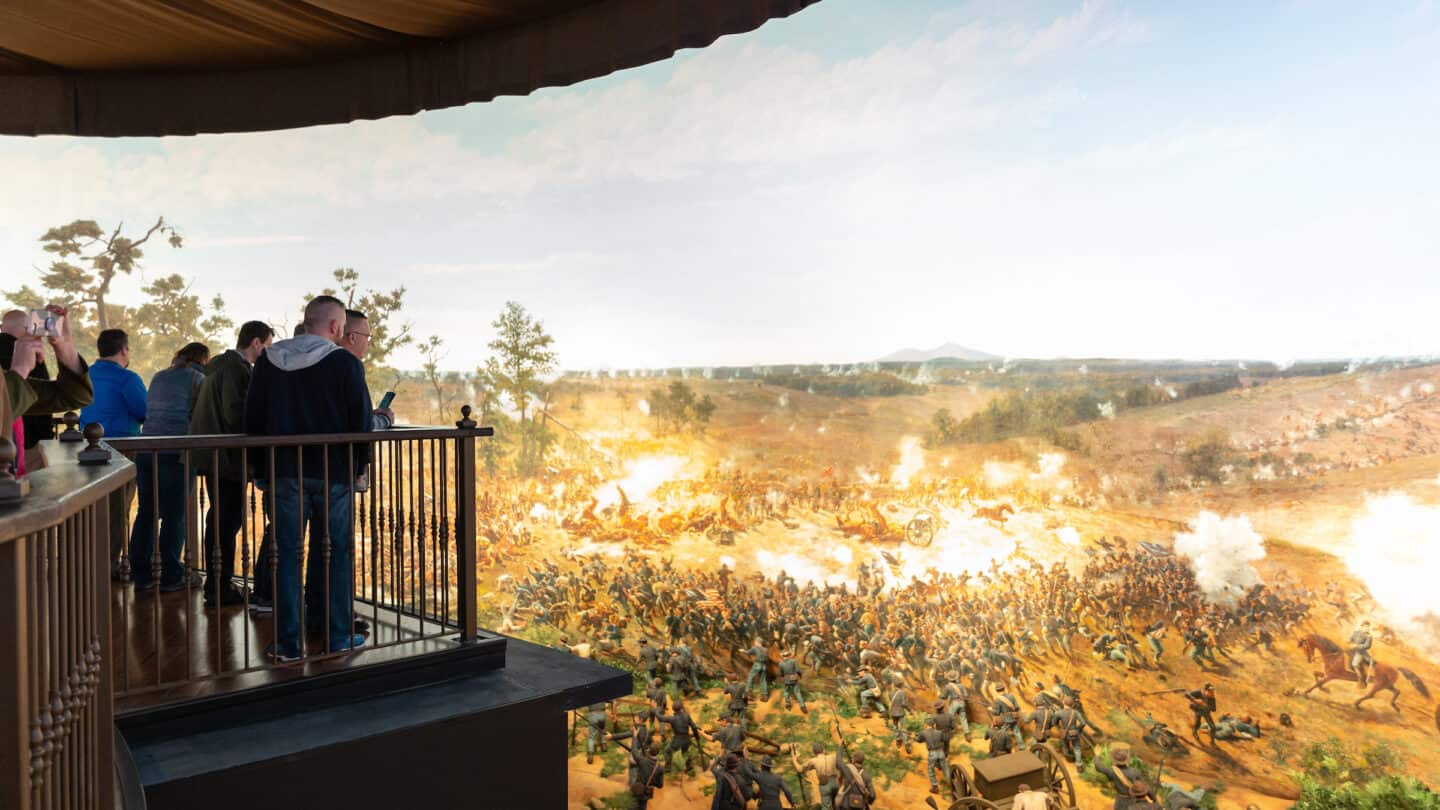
[0,416,632,810]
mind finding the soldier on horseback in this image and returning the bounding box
[1348,621,1374,687]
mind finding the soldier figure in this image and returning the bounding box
[1143,622,1166,666]
[723,673,751,724]
[991,683,1025,747]
[1092,746,1156,809]
[837,752,877,810]
[628,742,665,810]
[887,685,911,749]
[646,677,669,716]
[850,667,886,716]
[984,719,1015,756]
[942,672,972,739]
[658,701,706,777]
[754,754,798,810]
[778,648,808,714]
[1185,684,1217,746]
[930,701,959,756]
[795,741,840,810]
[1348,621,1374,687]
[747,637,771,701]
[918,716,950,795]
[1053,697,1098,767]
[714,714,747,756]
[712,753,752,810]
[585,702,609,764]
[638,637,660,684]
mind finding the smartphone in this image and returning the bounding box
[26,309,60,338]
[378,391,396,410]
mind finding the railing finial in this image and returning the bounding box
[57,411,83,443]
[456,405,477,429]
[77,422,112,466]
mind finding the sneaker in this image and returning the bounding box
[204,580,247,607]
[264,643,302,663]
[159,570,205,593]
[249,595,274,614]
[328,633,366,653]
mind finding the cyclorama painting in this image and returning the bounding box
[5,3,1439,809]
[456,319,1440,810]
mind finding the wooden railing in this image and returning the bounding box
[0,435,133,810]
[0,408,491,809]
[104,416,491,700]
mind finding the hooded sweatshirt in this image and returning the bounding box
[243,334,372,481]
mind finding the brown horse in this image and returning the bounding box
[1298,634,1428,713]
[974,502,1014,526]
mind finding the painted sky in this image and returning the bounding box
[2,0,1438,372]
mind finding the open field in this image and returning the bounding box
[393,360,1440,809]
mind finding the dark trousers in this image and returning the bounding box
[270,478,354,656]
[253,489,326,609]
[201,473,247,581]
[129,454,192,588]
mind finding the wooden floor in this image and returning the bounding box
[111,580,460,713]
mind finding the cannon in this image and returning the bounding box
[944,745,1077,810]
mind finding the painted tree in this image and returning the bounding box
[484,302,557,474]
[310,267,412,390]
[31,217,183,331]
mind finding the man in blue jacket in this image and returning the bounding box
[80,329,146,439]
[244,296,370,660]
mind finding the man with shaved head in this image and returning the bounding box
[244,295,372,660]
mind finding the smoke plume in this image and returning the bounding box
[1343,493,1440,656]
[1173,512,1266,606]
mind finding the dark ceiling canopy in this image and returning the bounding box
[0,0,819,137]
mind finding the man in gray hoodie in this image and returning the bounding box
[244,295,371,660]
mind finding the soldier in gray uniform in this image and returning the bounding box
[1348,622,1374,687]
[1053,697,1098,767]
[991,683,1025,746]
[778,648,807,713]
[723,673,751,724]
[984,719,1016,756]
[941,672,972,739]
[849,667,886,716]
[929,701,959,755]
[887,685,911,749]
[753,754,798,810]
[1025,698,1059,745]
[918,716,950,795]
[585,703,609,764]
[1092,747,1156,808]
[646,677,669,716]
[638,638,660,685]
[747,638,771,700]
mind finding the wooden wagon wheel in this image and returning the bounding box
[1030,743,1077,809]
[950,763,979,799]
[906,512,936,547]
[947,798,1001,810]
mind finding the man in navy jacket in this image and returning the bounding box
[244,295,371,660]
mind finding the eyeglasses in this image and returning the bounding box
[346,331,371,338]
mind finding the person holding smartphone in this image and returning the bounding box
[1,306,94,460]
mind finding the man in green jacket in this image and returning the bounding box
[190,321,273,607]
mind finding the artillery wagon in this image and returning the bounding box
[943,745,1078,810]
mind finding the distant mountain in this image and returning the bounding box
[879,343,1002,363]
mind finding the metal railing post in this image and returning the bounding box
[454,407,478,643]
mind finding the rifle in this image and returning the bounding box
[788,745,810,809]
[569,710,581,747]
[1140,688,1189,697]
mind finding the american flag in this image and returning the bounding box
[695,588,725,611]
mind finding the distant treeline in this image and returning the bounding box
[766,372,926,398]
[928,374,1244,447]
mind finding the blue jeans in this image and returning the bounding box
[272,478,354,656]
[130,453,192,588]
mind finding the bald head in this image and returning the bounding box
[1,310,26,338]
[302,296,346,344]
